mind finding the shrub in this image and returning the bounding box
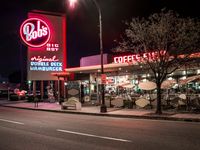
[10,94,19,101]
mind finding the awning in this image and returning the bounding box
[51,72,70,77]
[65,63,133,73]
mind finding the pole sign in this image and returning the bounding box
[20,11,66,80]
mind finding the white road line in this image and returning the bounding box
[0,118,25,125]
[57,129,132,143]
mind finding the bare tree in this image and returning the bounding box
[115,9,200,114]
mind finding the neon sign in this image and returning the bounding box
[24,11,66,80]
[28,47,61,72]
[20,18,50,47]
[46,43,59,51]
[31,55,59,62]
[30,55,62,71]
[113,51,166,64]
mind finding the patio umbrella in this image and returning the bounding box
[117,82,130,87]
[0,84,8,90]
[138,81,156,91]
[179,75,200,85]
[179,94,187,100]
[122,84,134,89]
[161,79,177,89]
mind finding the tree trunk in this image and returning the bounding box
[156,82,162,114]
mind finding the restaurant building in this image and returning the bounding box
[20,11,200,109]
[65,52,200,108]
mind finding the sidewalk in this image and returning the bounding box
[1,100,200,122]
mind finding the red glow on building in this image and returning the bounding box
[20,18,51,48]
[62,16,67,69]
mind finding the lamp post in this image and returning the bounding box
[68,0,107,112]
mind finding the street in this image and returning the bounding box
[0,107,200,150]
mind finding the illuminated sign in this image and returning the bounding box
[114,51,200,65]
[21,11,67,80]
[30,55,59,62]
[30,55,62,71]
[20,18,51,48]
[113,51,166,64]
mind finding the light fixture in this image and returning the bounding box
[197,69,200,74]
[69,0,77,8]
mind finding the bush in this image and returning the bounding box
[27,95,34,102]
[10,94,19,101]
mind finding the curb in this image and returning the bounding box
[2,105,200,123]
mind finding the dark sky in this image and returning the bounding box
[0,0,199,77]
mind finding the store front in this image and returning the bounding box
[65,53,200,110]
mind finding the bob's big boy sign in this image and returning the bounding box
[20,18,50,48]
[20,11,66,80]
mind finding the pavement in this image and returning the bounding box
[1,99,200,122]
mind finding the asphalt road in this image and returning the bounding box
[0,107,200,150]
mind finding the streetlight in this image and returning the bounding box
[68,0,107,112]
[69,0,77,9]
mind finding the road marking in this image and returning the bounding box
[57,129,132,142]
[0,118,25,125]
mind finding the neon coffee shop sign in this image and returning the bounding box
[20,18,50,47]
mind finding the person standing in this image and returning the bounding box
[34,97,39,108]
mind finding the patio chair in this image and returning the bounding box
[135,98,150,108]
[61,97,81,110]
[149,94,157,109]
[170,96,180,108]
[111,96,124,108]
[189,97,200,111]
[169,94,187,110]
[105,95,111,107]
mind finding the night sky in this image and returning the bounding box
[0,0,199,78]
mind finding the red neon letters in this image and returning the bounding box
[113,51,166,64]
[30,56,59,62]
[20,18,50,47]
